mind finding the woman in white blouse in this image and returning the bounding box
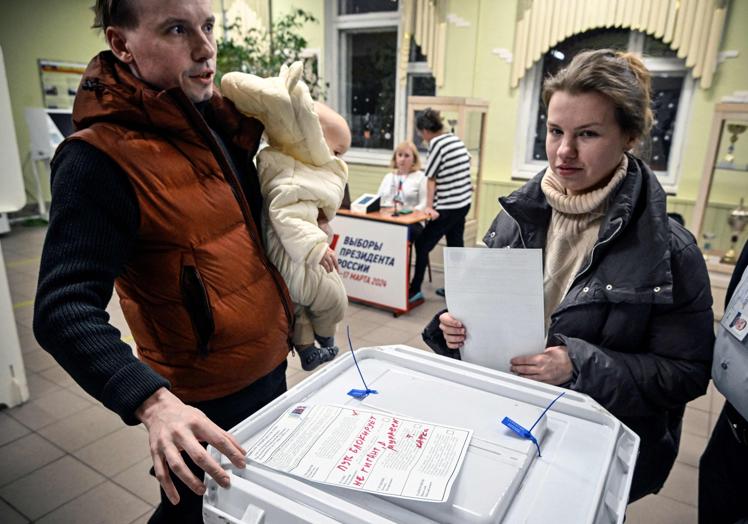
[377,141,427,212]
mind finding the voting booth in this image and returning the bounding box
[24,107,73,221]
[203,346,638,524]
[0,46,26,229]
[0,45,29,408]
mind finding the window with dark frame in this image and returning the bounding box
[333,0,439,155]
[338,0,398,15]
[345,30,398,150]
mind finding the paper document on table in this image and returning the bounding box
[444,247,544,372]
[246,404,472,502]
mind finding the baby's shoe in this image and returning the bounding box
[298,344,339,372]
[315,334,335,348]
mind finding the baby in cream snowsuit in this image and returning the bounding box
[222,62,350,370]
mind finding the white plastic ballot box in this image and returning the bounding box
[203,346,639,524]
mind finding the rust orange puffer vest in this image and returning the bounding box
[61,51,293,402]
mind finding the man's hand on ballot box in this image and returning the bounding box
[136,387,247,505]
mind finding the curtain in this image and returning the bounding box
[511,0,729,89]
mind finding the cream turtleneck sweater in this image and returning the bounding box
[540,155,628,327]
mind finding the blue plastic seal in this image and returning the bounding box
[347,388,379,398]
[345,325,378,399]
[501,416,541,455]
[501,391,566,457]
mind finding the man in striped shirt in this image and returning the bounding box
[409,108,472,300]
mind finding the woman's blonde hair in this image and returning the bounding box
[390,141,421,172]
[542,49,653,140]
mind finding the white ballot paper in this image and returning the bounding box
[444,247,545,372]
[246,404,472,502]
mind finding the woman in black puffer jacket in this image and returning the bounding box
[423,49,714,503]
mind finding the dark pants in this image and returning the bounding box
[410,205,470,294]
[148,361,288,524]
[698,402,748,524]
[408,221,424,243]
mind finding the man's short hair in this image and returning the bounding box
[92,0,139,30]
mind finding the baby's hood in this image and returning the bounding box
[221,62,333,167]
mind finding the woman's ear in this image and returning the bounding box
[624,134,638,152]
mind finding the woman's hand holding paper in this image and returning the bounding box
[510,346,572,385]
[439,311,466,349]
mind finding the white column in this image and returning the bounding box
[0,44,29,408]
[0,241,28,408]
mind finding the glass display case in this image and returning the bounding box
[690,101,748,319]
[692,103,748,254]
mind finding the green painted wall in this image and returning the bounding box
[441,0,521,192]
[0,0,323,204]
[432,0,747,240]
[3,0,745,222]
[677,0,748,204]
[439,0,748,211]
[329,0,747,243]
[270,0,325,56]
[0,0,107,203]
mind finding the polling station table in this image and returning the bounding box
[331,208,428,316]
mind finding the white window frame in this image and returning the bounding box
[512,31,694,193]
[326,1,432,166]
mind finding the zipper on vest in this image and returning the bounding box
[174,92,295,350]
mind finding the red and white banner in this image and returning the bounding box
[331,215,409,311]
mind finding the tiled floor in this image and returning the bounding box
[0,223,720,523]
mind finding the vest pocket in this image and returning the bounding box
[180,259,215,357]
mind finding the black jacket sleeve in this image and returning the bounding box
[33,140,170,425]
[422,308,462,360]
[564,240,714,417]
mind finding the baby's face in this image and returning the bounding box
[316,102,351,157]
[324,125,351,157]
